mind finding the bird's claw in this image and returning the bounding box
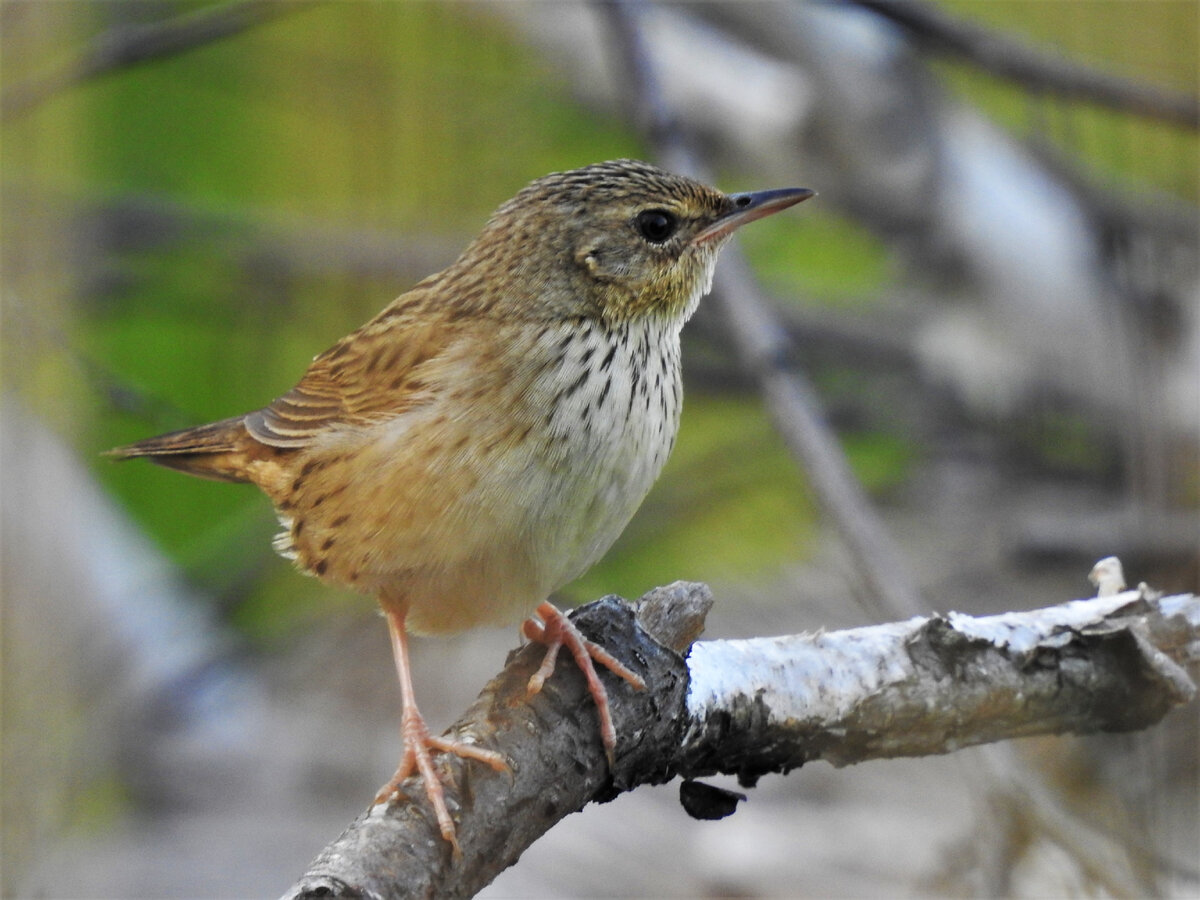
[524,602,646,764]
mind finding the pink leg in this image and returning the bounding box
[522,601,646,766]
[374,606,506,856]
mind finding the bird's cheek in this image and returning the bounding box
[575,245,604,278]
[575,244,634,283]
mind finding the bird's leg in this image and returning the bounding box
[522,601,646,766]
[373,606,506,856]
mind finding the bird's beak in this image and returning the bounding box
[693,187,815,245]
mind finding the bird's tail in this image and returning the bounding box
[106,415,256,483]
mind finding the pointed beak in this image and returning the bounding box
[693,187,815,245]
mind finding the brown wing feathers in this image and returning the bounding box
[244,305,450,446]
[245,384,343,448]
[108,288,451,479]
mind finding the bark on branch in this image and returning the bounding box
[283,582,1199,899]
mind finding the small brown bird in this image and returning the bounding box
[109,159,811,851]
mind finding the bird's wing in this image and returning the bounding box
[245,288,458,448]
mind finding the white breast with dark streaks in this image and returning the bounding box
[521,312,684,594]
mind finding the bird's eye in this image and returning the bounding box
[634,209,678,244]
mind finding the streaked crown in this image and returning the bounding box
[451,160,761,324]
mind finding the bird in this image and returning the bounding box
[108,159,813,853]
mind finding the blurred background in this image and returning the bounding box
[2,1,1197,896]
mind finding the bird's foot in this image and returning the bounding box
[523,601,646,766]
[373,704,507,857]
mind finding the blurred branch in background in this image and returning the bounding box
[601,0,924,619]
[852,0,1200,127]
[1,0,319,123]
[1,401,263,897]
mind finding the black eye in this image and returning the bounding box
[635,209,678,244]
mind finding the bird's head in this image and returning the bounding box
[464,159,813,325]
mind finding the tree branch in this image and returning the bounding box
[283,583,1199,899]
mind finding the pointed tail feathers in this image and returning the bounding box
[106,415,257,483]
